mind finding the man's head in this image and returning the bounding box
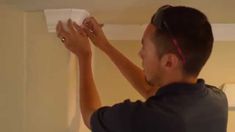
[139,5,213,87]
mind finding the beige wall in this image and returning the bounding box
[0,6,235,132]
[25,12,70,132]
[0,7,79,132]
[0,5,25,132]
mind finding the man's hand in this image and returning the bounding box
[82,17,110,51]
[56,19,92,59]
[57,19,101,129]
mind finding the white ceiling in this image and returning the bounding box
[1,0,235,24]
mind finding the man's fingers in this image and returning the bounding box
[57,23,70,43]
[67,19,76,33]
[85,17,99,25]
[73,22,80,30]
[83,25,95,38]
[60,25,68,36]
[56,21,63,37]
[73,22,87,36]
[83,17,93,25]
[83,17,99,29]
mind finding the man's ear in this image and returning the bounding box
[160,53,180,69]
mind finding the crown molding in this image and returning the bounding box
[44,9,235,41]
[102,24,235,41]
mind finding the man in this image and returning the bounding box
[56,5,228,132]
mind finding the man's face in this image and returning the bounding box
[139,24,164,87]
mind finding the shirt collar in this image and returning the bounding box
[155,79,206,97]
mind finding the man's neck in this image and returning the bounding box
[156,75,198,90]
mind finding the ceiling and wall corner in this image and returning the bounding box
[3,0,235,41]
[1,0,235,24]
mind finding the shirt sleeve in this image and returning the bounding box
[90,99,143,132]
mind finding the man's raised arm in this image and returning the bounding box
[83,17,156,99]
[56,20,101,129]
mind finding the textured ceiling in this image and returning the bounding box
[1,0,235,24]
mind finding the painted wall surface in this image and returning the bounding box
[25,12,72,132]
[0,8,234,132]
[0,5,25,132]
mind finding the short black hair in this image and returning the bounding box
[151,5,214,76]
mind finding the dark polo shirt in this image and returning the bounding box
[91,79,228,132]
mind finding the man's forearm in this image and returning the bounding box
[78,56,101,129]
[101,42,155,99]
